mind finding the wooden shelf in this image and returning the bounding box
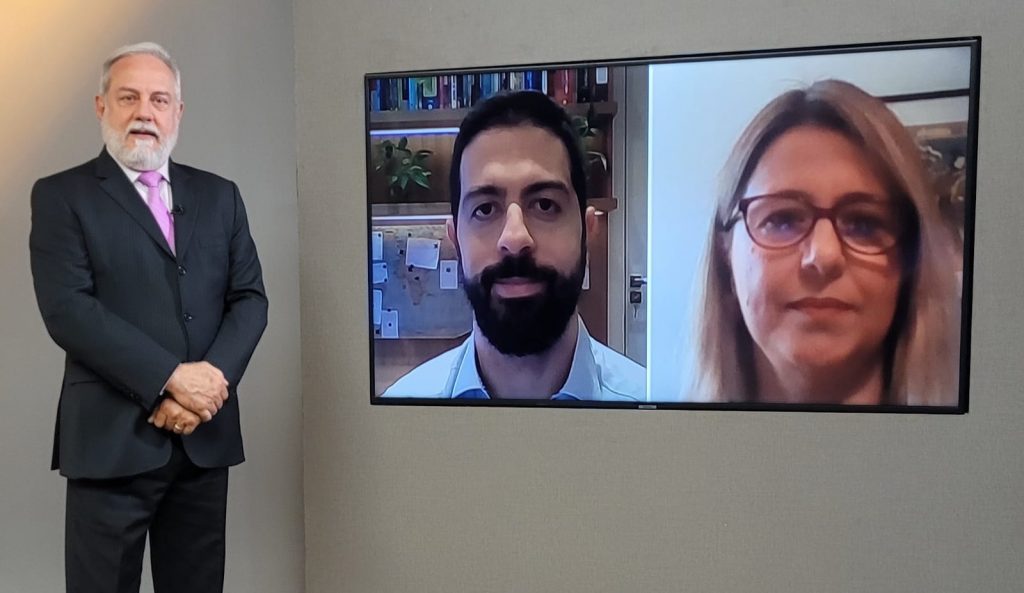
[371,197,617,219]
[588,197,618,213]
[369,101,618,131]
[371,202,451,220]
[907,121,967,142]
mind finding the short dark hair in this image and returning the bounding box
[449,90,587,222]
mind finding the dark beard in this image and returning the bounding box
[463,250,585,357]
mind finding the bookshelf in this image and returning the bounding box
[368,101,618,131]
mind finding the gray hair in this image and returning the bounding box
[99,42,181,98]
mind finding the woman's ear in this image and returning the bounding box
[717,231,732,269]
[716,232,736,295]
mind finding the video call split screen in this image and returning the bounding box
[364,38,979,412]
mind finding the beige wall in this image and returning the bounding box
[0,1,303,591]
[296,1,1024,592]
[4,1,1023,592]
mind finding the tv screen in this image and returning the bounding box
[365,37,979,412]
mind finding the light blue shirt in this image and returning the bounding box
[382,318,645,401]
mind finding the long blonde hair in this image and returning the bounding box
[690,79,961,406]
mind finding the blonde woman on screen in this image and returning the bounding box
[690,79,961,406]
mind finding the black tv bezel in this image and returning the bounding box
[364,36,981,414]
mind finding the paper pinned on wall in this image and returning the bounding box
[380,309,399,338]
[372,289,382,325]
[439,260,458,290]
[372,262,388,284]
[371,231,383,260]
[405,237,440,270]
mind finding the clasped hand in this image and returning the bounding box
[148,398,201,435]
[148,362,229,434]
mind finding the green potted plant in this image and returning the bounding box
[373,136,433,201]
[572,103,608,172]
[572,103,608,200]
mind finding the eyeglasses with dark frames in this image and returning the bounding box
[722,191,904,255]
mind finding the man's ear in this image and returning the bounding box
[94,95,105,120]
[446,217,460,259]
[584,205,598,242]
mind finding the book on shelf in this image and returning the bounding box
[577,67,592,103]
[406,78,419,111]
[456,74,470,108]
[439,75,451,110]
[550,69,576,105]
[593,67,609,102]
[481,73,494,99]
[368,79,382,112]
[420,77,439,110]
[524,70,543,91]
[388,78,403,111]
[368,67,609,114]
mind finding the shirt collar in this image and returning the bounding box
[113,156,171,186]
[451,317,599,400]
[451,334,487,398]
[558,319,601,400]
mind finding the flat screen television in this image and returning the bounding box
[365,37,979,412]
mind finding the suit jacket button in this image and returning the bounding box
[184,313,194,322]
[177,265,187,276]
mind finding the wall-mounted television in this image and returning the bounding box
[365,37,979,412]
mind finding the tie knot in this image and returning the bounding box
[138,170,163,189]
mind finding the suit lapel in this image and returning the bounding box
[169,160,198,260]
[94,149,175,259]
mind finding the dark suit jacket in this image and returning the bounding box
[30,148,268,480]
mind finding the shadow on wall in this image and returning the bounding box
[0,0,149,209]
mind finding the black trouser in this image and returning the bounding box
[65,439,228,593]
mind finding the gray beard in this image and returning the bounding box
[101,119,177,171]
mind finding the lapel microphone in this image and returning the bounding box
[172,205,185,216]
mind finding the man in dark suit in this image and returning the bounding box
[29,42,268,593]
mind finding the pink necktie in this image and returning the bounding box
[138,170,175,254]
